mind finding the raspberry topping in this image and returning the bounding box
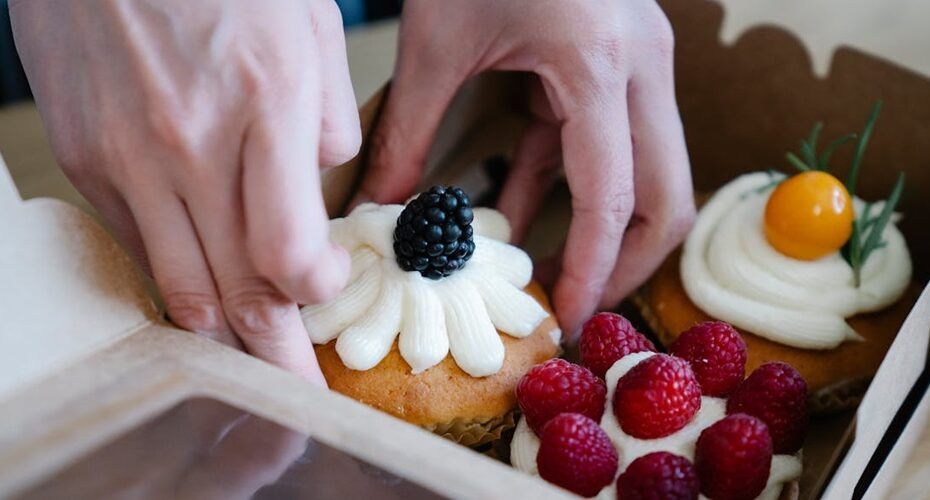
[537,413,619,497]
[695,414,773,500]
[579,312,657,378]
[670,321,747,396]
[727,362,809,454]
[394,185,475,279]
[612,354,702,439]
[516,359,607,434]
[616,451,699,500]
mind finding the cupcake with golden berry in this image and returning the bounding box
[301,185,560,446]
[637,102,916,412]
[510,313,806,499]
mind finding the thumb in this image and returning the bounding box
[352,51,464,207]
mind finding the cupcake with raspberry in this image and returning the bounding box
[637,104,916,412]
[301,186,560,446]
[511,313,805,499]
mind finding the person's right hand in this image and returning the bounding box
[10,0,361,384]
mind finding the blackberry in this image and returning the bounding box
[394,185,475,279]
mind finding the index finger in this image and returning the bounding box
[553,87,633,339]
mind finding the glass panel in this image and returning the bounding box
[20,398,443,500]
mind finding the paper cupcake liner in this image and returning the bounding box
[426,410,517,450]
[631,291,868,414]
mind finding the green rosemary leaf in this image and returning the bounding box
[800,141,818,170]
[855,172,905,285]
[847,101,883,197]
[862,214,880,233]
[802,122,823,168]
[808,122,823,149]
[818,133,857,171]
[786,152,811,172]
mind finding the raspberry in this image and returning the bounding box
[695,414,773,500]
[727,362,808,454]
[670,321,747,396]
[616,452,699,500]
[394,185,475,279]
[579,312,657,378]
[537,413,619,497]
[612,354,702,439]
[516,359,607,434]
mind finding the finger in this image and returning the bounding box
[553,89,634,340]
[242,107,351,307]
[184,174,327,385]
[123,182,240,349]
[599,64,694,307]
[496,119,561,243]
[311,0,361,167]
[352,42,465,206]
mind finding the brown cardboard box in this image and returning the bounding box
[1,1,928,498]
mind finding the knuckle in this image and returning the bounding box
[252,238,308,283]
[222,285,292,338]
[650,15,676,60]
[319,126,362,166]
[163,290,225,334]
[593,33,630,74]
[252,242,343,304]
[145,103,202,163]
[666,202,697,245]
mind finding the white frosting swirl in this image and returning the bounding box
[681,172,912,349]
[510,352,802,499]
[300,204,549,377]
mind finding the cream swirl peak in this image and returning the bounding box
[300,203,549,376]
[681,172,912,349]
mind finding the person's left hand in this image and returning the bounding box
[355,0,695,338]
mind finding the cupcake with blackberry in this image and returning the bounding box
[301,186,561,446]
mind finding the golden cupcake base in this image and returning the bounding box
[636,250,919,413]
[314,281,560,444]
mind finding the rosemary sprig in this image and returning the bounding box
[774,100,905,287]
[846,100,883,197]
[784,121,857,173]
[837,100,906,286]
[843,173,905,286]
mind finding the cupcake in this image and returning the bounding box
[301,186,561,446]
[510,313,805,500]
[637,104,916,412]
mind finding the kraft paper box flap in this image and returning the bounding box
[0,156,155,403]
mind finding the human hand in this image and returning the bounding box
[357,0,695,338]
[10,0,361,383]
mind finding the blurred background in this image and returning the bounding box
[0,0,403,104]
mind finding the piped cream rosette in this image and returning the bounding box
[300,203,551,377]
[681,172,911,349]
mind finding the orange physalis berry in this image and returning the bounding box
[764,171,854,260]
